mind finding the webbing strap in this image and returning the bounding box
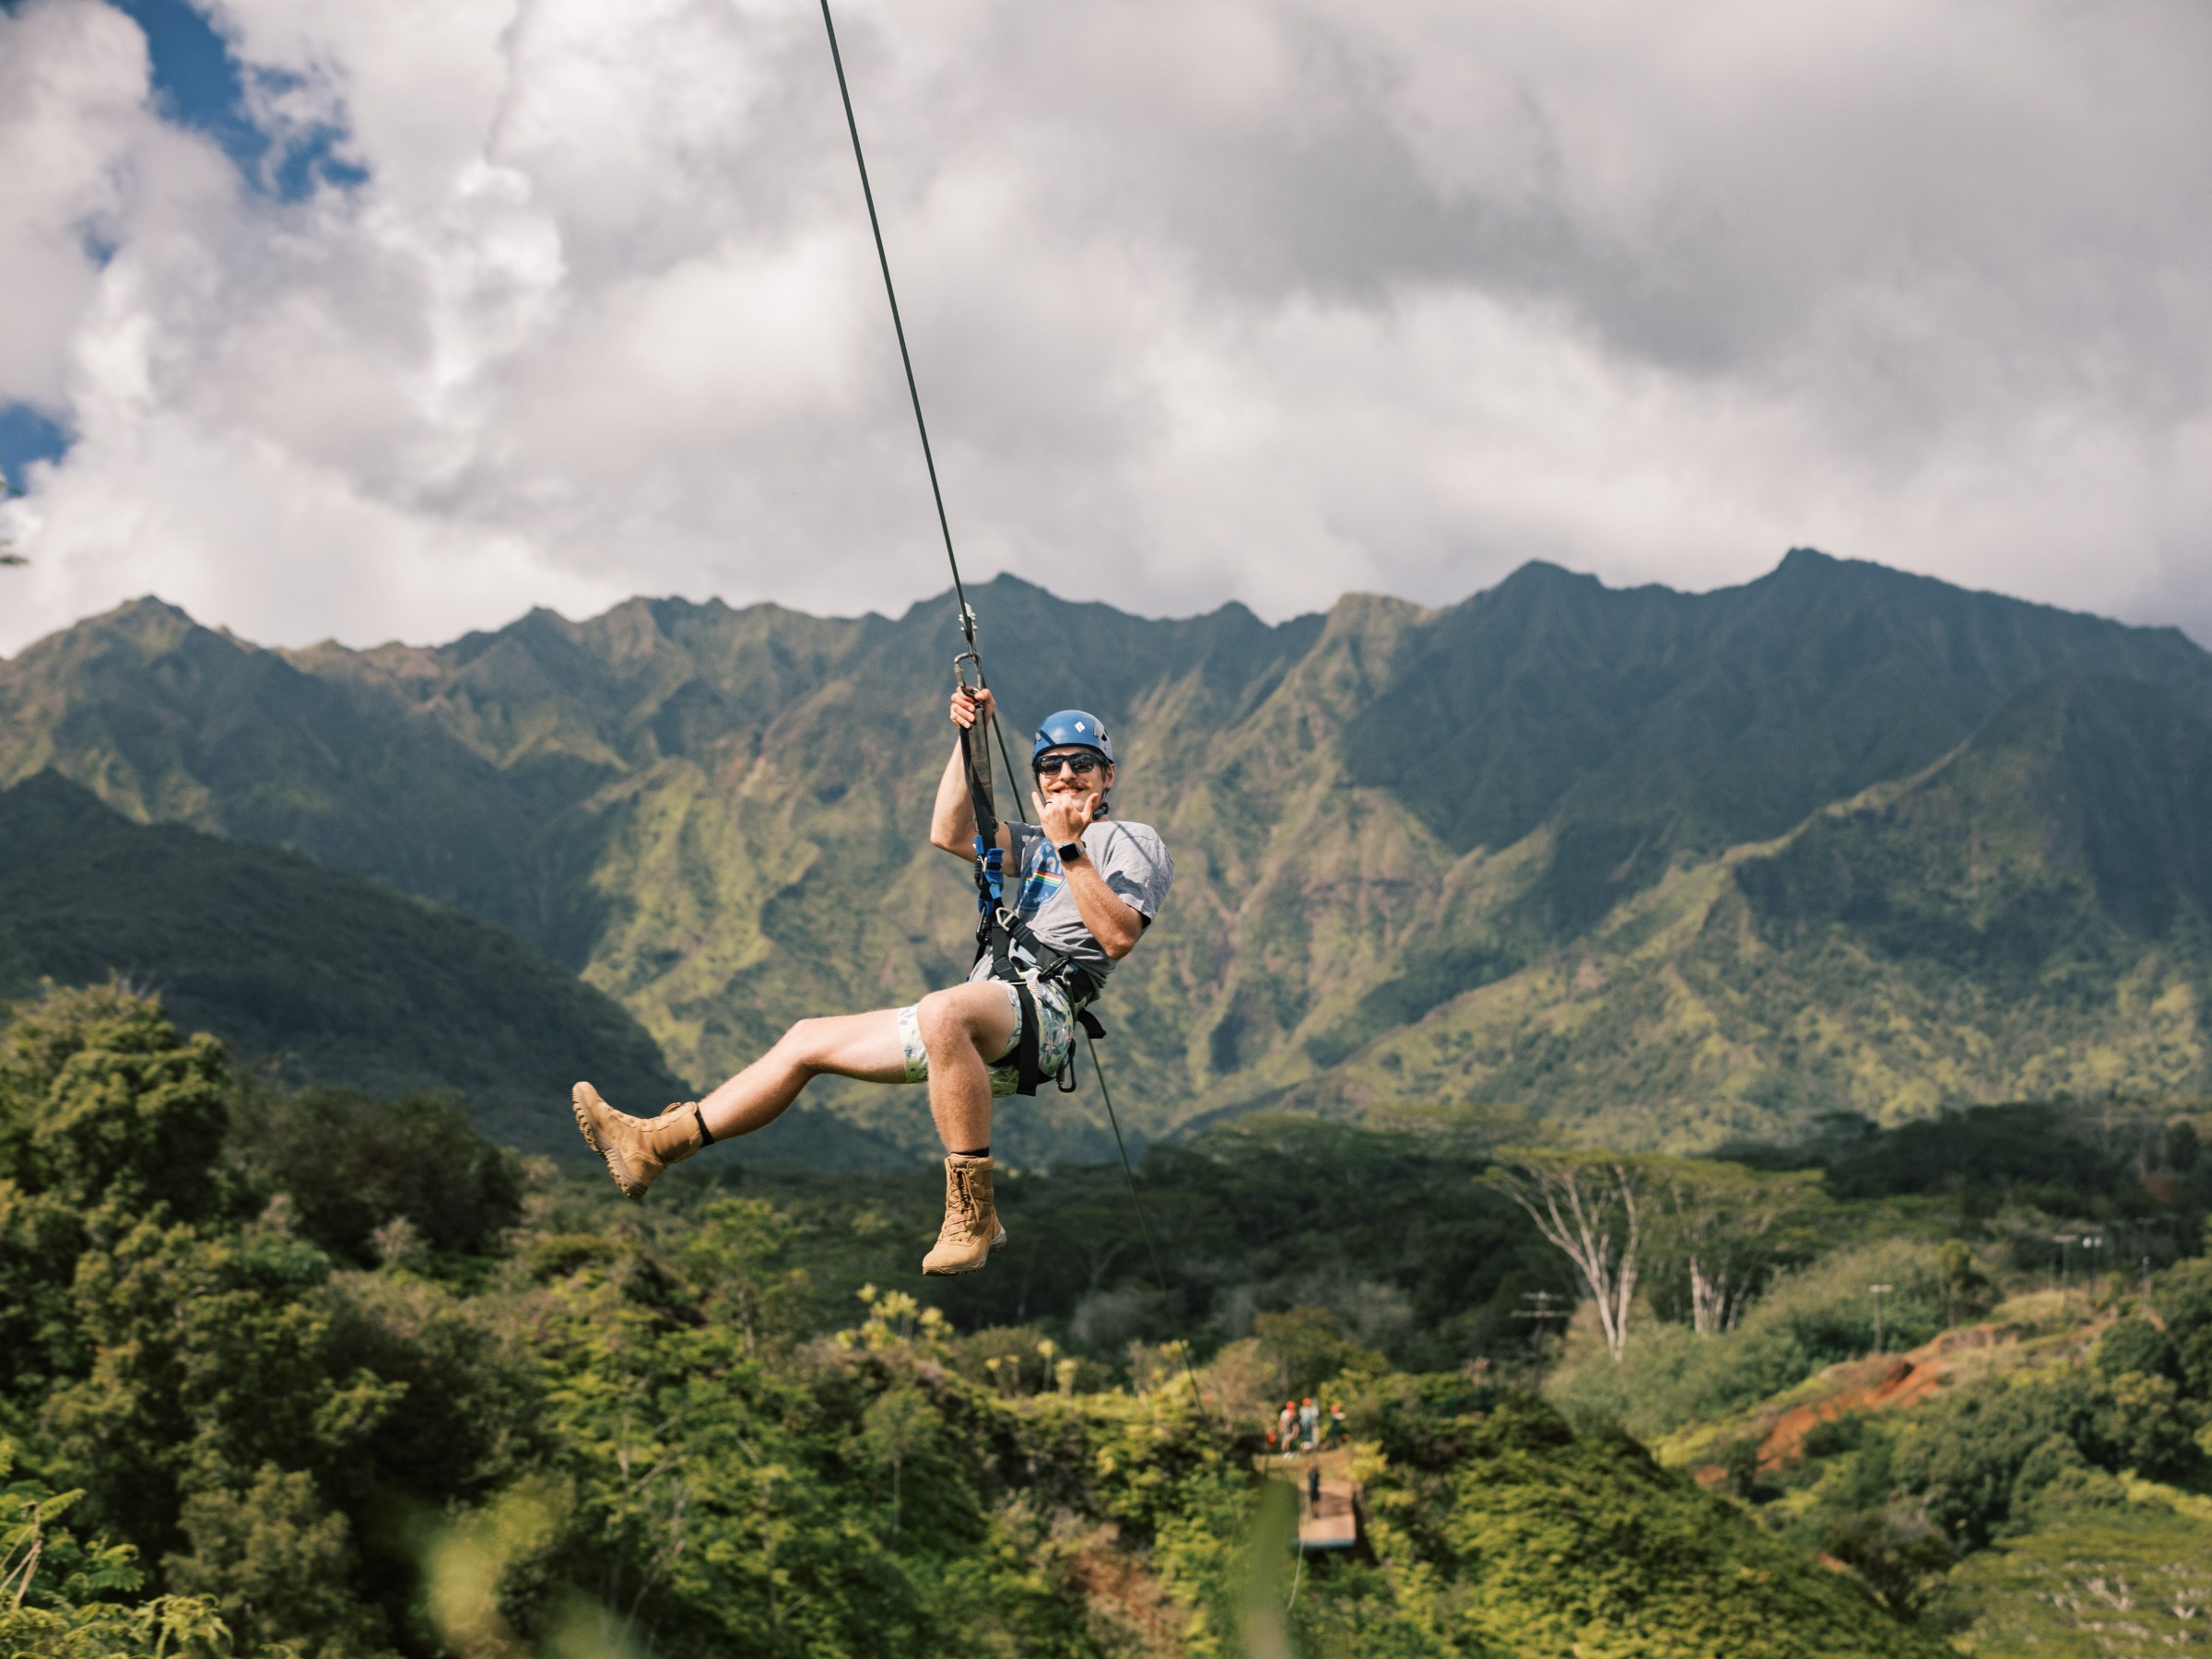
[965,719,1010,934]
[959,721,998,850]
[1010,979,1044,1097]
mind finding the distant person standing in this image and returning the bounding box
[1308,1463,1323,1515]
[1328,1400,1347,1446]
[1277,1401,1298,1453]
[1300,1396,1319,1450]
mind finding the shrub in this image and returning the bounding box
[0,981,229,1223]
[1896,1375,2113,1548]
[165,1465,388,1659]
[2154,1259,2212,1398]
[2095,1316,2179,1382]
[2103,1371,2203,1480]
[229,1084,522,1263]
[1547,1240,1949,1441]
[2007,1434,2127,1528]
[1251,1306,1386,1400]
[1824,1507,1954,1619]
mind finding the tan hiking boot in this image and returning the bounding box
[921,1154,1006,1277]
[571,1082,704,1200]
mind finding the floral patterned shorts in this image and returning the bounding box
[896,974,1077,1098]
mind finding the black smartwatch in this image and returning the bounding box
[1057,840,1086,865]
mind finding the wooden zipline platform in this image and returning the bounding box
[1265,1447,1359,1552]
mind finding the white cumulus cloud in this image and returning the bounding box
[2,0,2208,653]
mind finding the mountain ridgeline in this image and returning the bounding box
[0,772,680,1154]
[5,549,2209,1160]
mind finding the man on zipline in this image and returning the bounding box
[571,683,1174,1276]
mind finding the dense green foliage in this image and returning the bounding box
[0,984,1956,1659]
[1724,1288,2212,1648]
[1937,1504,2212,1657]
[8,553,2212,1159]
[1483,1088,2212,1653]
[1548,1240,1967,1441]
[1338,1381,1944,1656]
[932,1113,1571,1370]
[0,774,678,1155]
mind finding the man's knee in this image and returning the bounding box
[916,986,994,1053]
[913,989,964,1048]
[778,1016,833,1064]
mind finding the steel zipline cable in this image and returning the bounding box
[815,0,1023,804]
[817,0,1225,1438]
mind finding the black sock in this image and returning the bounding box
[952,1145,989,1159]
[692,1105,714,1147]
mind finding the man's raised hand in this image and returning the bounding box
[1030,787,1098,847]
[950,685,994,730]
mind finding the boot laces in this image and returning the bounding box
[949,1165,986,1239]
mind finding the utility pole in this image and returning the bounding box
[1869,1284,1894,1355]
[2052,1233,2078,1292]
[1512,1291,1574,1332]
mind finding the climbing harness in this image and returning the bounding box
[960,732,1108,1097]
[818,0,1222,1433]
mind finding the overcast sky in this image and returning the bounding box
[3,0,2208,656]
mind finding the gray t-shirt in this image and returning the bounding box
[967,815,1173,986]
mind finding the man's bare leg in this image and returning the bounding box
[693,982,1013,1147]
[909,982,1018,1275]
[696,1009,910,1141]
[576,983,1018,1264]
[915,982,1018,1152]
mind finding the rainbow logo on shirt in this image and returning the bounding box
[1016,846,1067,917]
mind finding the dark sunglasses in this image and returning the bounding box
[1033,752,1103,777]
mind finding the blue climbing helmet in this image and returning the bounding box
[1033,709,1114,767]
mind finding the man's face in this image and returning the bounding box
[1034,747,1113,808]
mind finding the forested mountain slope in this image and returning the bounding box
[6,550,2209,1160]
[1312,669,2212,1146]
[0,982,1953,1659]
[0,772,677,1153]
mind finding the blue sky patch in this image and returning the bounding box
[0,406,73,491]
[104,0,368,200]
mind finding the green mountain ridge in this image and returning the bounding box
[1743,671,2212,960]
[1316,669,2212,1144]
[6,551,2210,1160]
[0,771,678,1154]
